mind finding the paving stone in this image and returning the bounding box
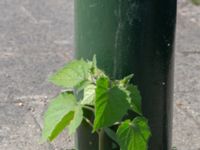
[173,104,200,150]
[0,0,200,150]
[0,0,74,149]
[175,52,200,92]
[0,103,52,150]
[172,2,200,150]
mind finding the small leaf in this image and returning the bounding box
[119,74,134,86]
[49,60,90,88]
[116,117,151,150]
[127,84,142,115]
[88,55,106,78]
[68,105,83,135]
[42,93,76,141]
[93,77,130,131]
[90,55,97,74]
[81,84,96,105]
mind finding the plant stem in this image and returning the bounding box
[98,129,105,150]
[83,117,93,128]
[82,105,95,112]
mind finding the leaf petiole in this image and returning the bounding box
[113,122,121,126]
[82,105,95,113]
[83,117,93,128]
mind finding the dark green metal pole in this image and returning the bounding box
[75,0,177,150]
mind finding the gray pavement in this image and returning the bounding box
[0,0,74,149]
[173,1,200,149]
[0,0,199,150]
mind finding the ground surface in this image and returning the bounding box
[0,0,199,150]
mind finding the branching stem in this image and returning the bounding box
[83,117,93,128]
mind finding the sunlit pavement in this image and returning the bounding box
[0,0,199,149]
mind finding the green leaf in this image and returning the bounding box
[119,74,134,86]
[127,84,142,115]
[88,55,106,78]
[75,80,91,92]
[116,117,151,150]
[90,55,97,74]
[42,93,76,141]
[93,77,130,131]
[68,105,83,135]
[49,60,90,88]
[81,84,96,105]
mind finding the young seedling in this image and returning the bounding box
[42,56,151,150]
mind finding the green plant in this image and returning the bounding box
[42,56,151,150]
[191,0,200,5]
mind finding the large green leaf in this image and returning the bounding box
[93,77,129,131]
[75,80,91,92]
[42,93,76,141]
[116,117,151,150]
[127,85,142,115]
[49,60,91,88]
[68,105,83,135]
[81,84,96,105]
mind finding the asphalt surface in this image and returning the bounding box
[0,0,199,150]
